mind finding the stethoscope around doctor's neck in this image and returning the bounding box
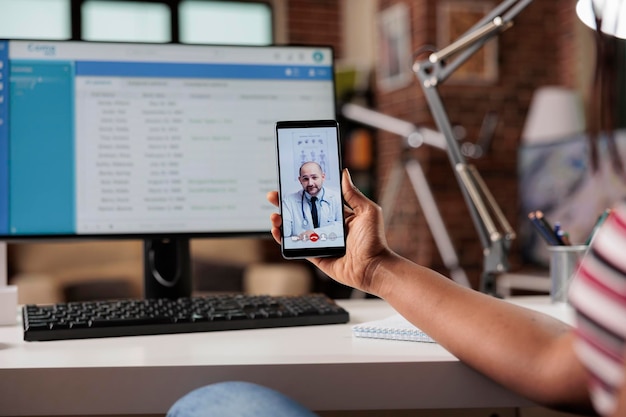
[301,188,329,228]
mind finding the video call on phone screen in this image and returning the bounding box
[276,123,346,253]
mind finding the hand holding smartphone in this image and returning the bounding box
[275,120,346,259]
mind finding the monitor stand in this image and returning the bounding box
[143,238,192,299]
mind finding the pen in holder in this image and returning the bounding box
[547,245,587,303]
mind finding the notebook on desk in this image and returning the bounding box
[352,314,435,343]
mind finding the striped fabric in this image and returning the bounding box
[569,203,626,416]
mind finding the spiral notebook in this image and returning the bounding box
[352,314,436,343]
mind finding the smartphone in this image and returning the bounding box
[275,120,346,259]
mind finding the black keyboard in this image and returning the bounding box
[22,293,349,341]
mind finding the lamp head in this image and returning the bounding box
[576,0,626,39]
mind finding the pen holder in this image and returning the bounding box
[547,245,588,303]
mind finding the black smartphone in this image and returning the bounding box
[275,120,346,259]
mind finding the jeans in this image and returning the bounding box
[166,381,320,417]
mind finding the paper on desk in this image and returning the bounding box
[352,314,436,343]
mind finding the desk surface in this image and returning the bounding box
[0,296,572,416]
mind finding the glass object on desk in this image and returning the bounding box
[547,245,588,303]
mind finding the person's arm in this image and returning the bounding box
[268,169,594,415]
[372,257,592,413]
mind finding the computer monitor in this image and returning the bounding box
[0,40,336,298]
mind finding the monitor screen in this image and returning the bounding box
[0,40,336,240]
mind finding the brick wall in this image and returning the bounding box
[283,0,580,290]
[286,0,343,57]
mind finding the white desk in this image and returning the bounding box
[0,296,572,416]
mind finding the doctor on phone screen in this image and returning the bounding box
[281,161,343,242]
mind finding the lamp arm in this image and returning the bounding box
[428,17,511,68]
[341,103,446,150]
[423,0,532,84]
[466,164,517,242]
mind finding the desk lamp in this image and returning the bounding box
[412,0,532,294]
[412,0,622,294]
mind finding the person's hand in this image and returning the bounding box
[267,169,394,295]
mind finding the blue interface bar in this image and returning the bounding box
[0,41,8,233]
[76,61,333,80]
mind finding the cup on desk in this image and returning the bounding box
[547,245,588,303]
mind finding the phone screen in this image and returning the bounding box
[276,120,346,259]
